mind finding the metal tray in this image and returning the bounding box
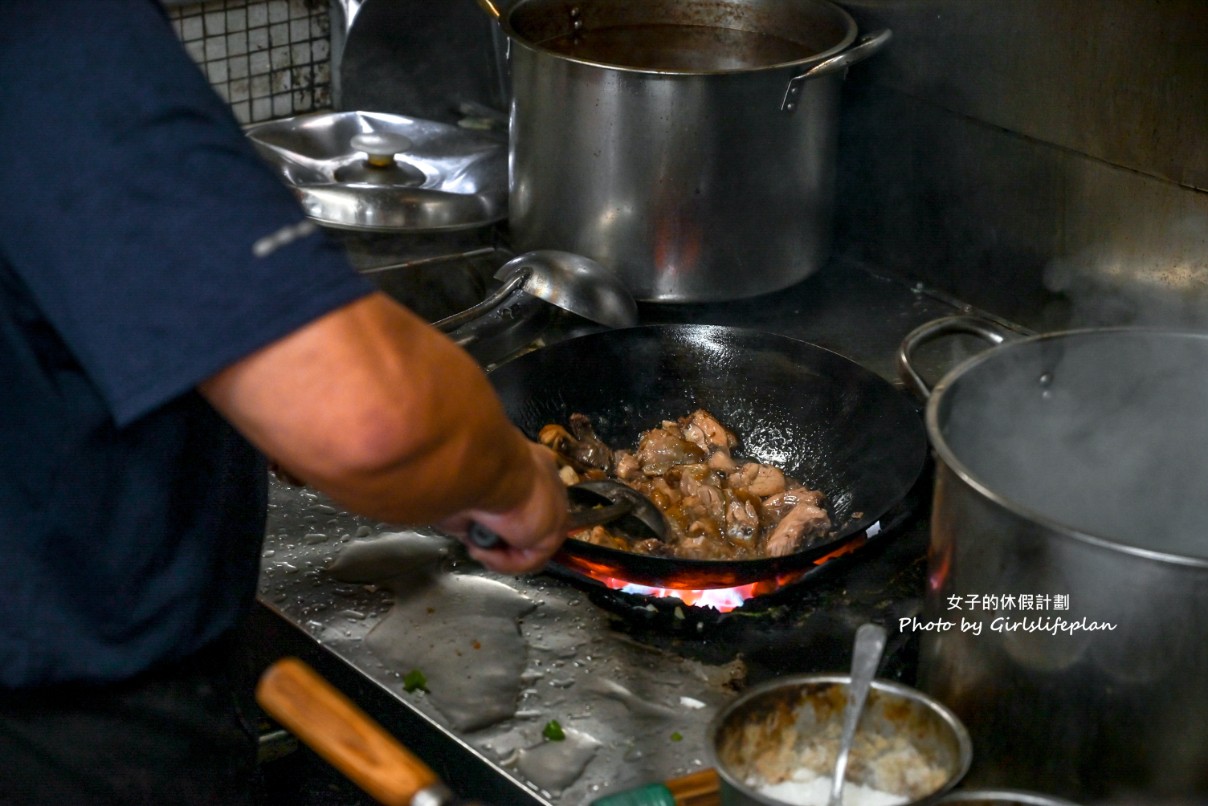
[247,110,507,233]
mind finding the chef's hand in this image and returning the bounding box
[439,441,570,574]
[201,293,570,565]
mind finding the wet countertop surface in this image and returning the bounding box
[253,255,978,804]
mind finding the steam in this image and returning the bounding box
[942,331,1208,560]
[1043,211,1208,330]
[972,208,1208,558]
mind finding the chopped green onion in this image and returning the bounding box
[402,669,428,693]
[542,719,566,741]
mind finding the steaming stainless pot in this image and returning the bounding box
[483,0,890,302]
[898,316,1208,801]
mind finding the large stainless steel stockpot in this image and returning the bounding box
[898,316,1208,802]
[484,0,890,302]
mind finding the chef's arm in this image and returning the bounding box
[198,291,569,572]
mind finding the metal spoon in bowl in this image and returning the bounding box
[829,623,889,806]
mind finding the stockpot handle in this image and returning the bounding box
[897,315,1020,400]
[781,29,893,112]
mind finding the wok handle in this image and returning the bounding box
[256,657,455,806]
[896,315,1019,400]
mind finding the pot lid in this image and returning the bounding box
[247,110,507,232]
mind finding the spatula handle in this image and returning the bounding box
[468,499,633,549]
[256,657,453,806]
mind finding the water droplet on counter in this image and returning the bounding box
[590,678,680,718]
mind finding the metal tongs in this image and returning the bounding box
[468,479,668,549]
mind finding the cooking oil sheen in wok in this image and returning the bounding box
[486,325,928,588]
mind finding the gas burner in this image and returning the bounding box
[597,532,871,611]
[547,485,929,620]
[546,526,879,634]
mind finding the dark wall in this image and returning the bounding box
[832,0,1208,330]
[332,0,507,123]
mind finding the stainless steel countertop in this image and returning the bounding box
[254,255,979,804]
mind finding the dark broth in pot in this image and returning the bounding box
[539,24,817,71]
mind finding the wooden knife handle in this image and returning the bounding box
[256,657,444,806]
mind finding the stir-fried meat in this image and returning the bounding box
[635,422,706,475]
[762,486,825,522]
[682,410,739,473]
[681,409,737,453]
[765,498,831,557]
[567,413,613,471]
[613,450,641,481]
[729,462,786,498]
[726,493,761,547]
[539,414,613,475]
[540,409,834,560]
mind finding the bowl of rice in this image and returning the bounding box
[709,674,972,806]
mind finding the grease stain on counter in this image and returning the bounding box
[328,532,536,732]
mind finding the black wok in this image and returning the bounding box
[487,325,927,587]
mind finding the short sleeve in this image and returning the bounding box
[0,2,374,425]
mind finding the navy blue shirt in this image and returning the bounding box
[0,2,374,687]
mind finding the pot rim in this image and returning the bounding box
[498,0,859,77]
[706,673,973,805]
[935,789,1082,806]
[925,326,1208,569]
